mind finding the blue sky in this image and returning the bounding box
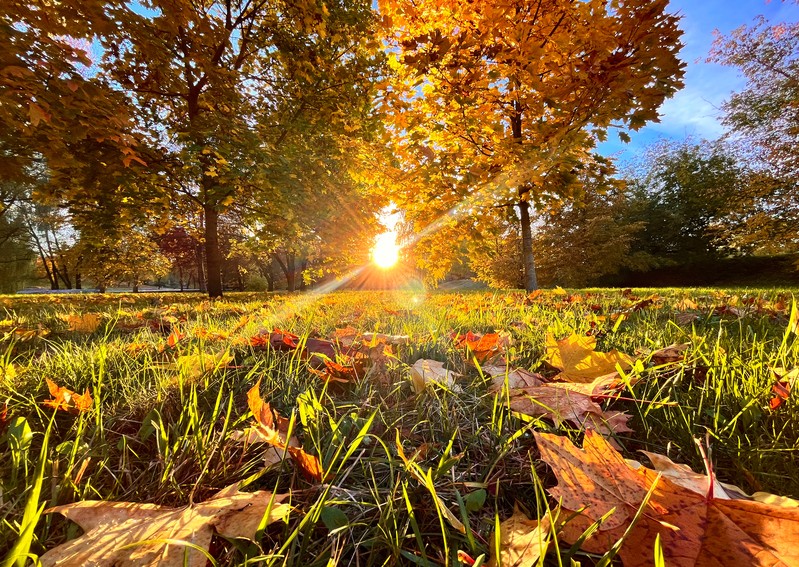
[597,0,799,162]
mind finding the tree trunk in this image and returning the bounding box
[196,243,206,293]
[75,272,81,290]
[204,204,223,298]
[518,198,538,292]
[286,253,296,292]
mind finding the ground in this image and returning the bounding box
[1,288,797,565]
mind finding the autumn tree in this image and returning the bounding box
[80,0,382,297]
[709,5,799,255]
[710,5,799,180]
[380,0,685,290]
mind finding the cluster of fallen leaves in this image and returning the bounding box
[489,430,799,567]
[27,292,799,566]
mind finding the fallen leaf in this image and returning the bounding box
[62,313,101,333]
[487,507,550,567]
[507,386,631,438]
[409,359,461,393]
[545,333,633,383]
[309,359,358,384]
[245,380,325,481]
[40,483,290,567]
[675,297,698,311]
[536,429,799,567]
[674,311,700,326]
[452,331,510,364]
[768,368,798,410]
[789,299,798,336]
[485,366,544,392]
[43,379,92,414]
[650,343,690,365]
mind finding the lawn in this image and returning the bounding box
[1,288,798,566]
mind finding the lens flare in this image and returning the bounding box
[372,233,400,269]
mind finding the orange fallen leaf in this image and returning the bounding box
[768,368,798,410]
[545,333,633,383]
[536,430,799,566]
[309,359,358,384]
[43,379,92,414]
[62,313,101,333]
[246,380,326,481]
[39,483,290,567]
[452,331,510,364]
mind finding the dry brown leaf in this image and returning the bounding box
[40,484,290,567]
[650,343,690,365]
[536,429,799,566]
[507,386,631,438]
[545,333,633,383]
[487,507,550,567]
[485,366,544,392]
[43,379,92,414]
[409,359,461,393]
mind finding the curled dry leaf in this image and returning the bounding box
[40,483,290,567]
[409,359,461,393]
[545,333,633,383]
[487,507,550,567]
[43,379,92,414]
[769,368,798,410]
[649,343,690,365]
[536,429,799,567]
[244,380,326,482]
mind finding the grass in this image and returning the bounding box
[0,287,797,565]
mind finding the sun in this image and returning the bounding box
[372,232,400,269]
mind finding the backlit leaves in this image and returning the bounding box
[536,430,799,566]
[40,484,291,567]
[43,379,92,414]
[545,333,633,383]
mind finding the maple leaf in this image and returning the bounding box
[43,379,92,414]
[61,313,102,333]
[39,483,291,567]
[535,430,799,566]
[487,507,550,567]
[452,331,510,364]
[507,386,632,438]
[545,333,633,383]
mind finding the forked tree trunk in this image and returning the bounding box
[204,204,223,298]
[518,198,538,292]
